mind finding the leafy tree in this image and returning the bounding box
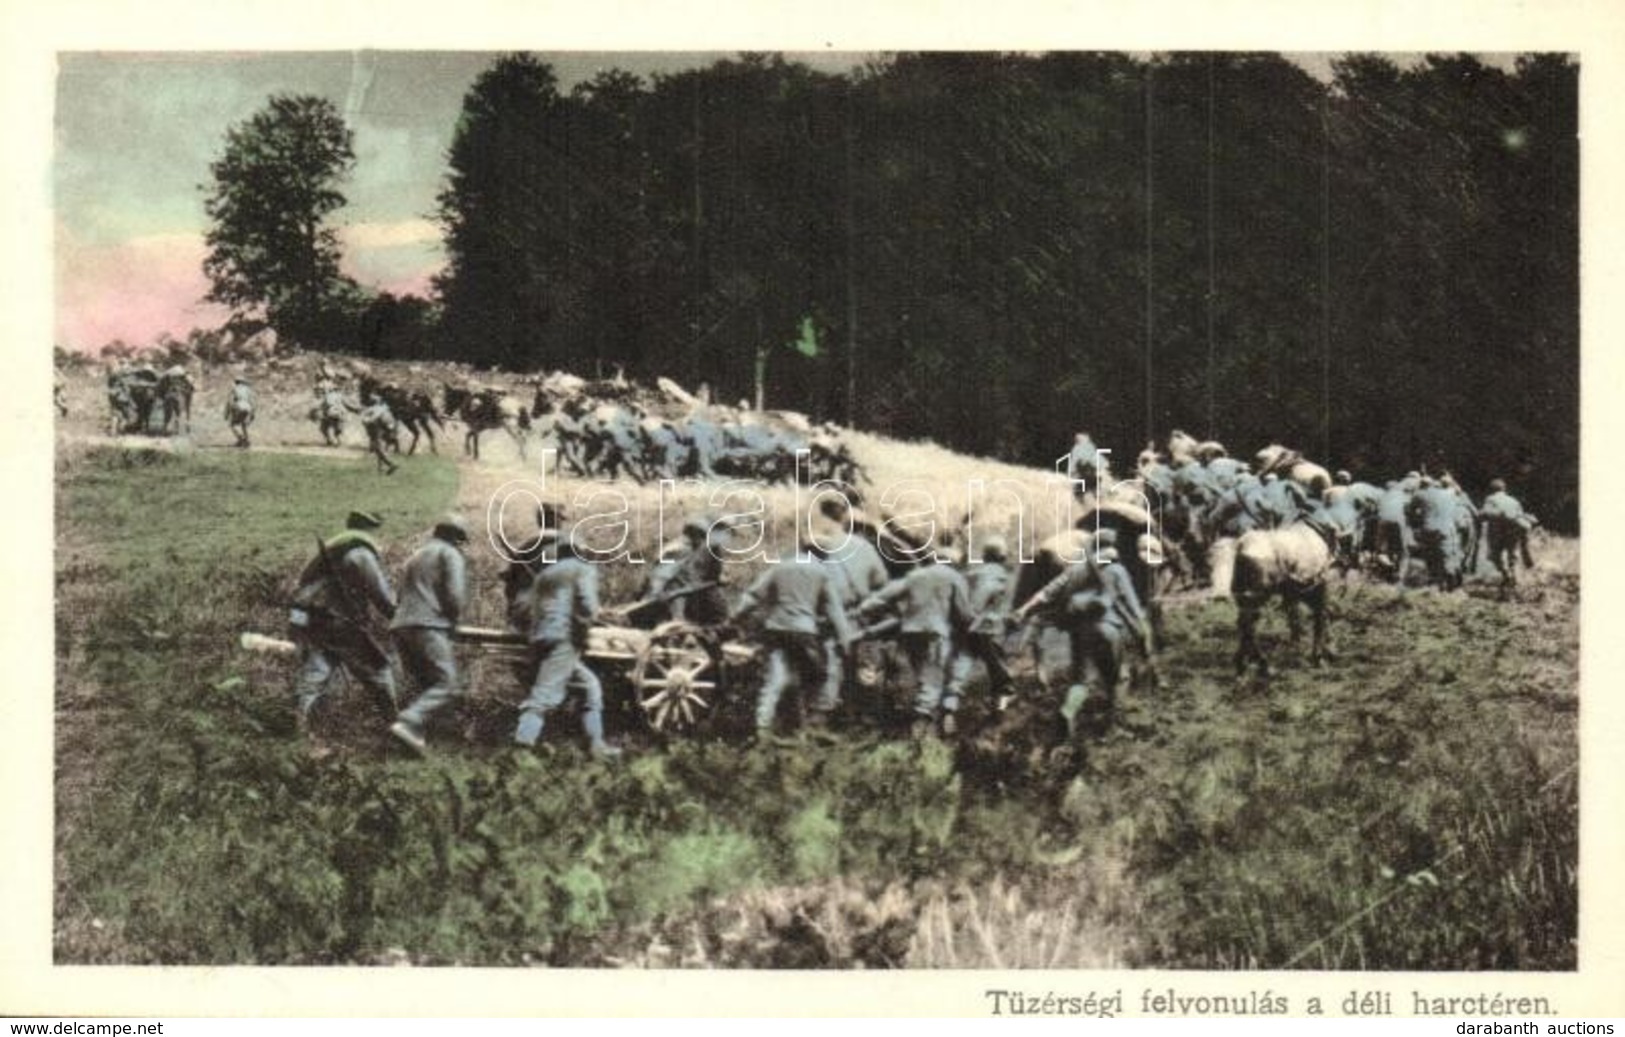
[357,292,438,361]
[422,50,1577,528]
[202,94,357,350]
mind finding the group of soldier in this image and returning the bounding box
[285,494,1155,759]
[1120,432,1540,594]
[536,393,863,487]
[90,355,866,492]
[93,361,257,447]
[626,498,1149,744]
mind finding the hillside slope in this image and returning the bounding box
[52,353,1578,969]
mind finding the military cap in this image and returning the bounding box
[434,513,471,543]
[1335,470,1352,484]
[347,510,384,530]
[980,535,1008,562]
[1489,478,1507,493]
[682,515,710,536]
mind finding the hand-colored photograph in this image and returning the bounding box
[52,48,1578,973]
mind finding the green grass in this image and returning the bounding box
[54,447,1578,968]
[55,446,459,962]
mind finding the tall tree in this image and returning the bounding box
[434,53,572,368]
[202,94,357,349]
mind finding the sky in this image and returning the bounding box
[52,49,1519,351]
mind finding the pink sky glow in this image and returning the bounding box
[55,223,443,353]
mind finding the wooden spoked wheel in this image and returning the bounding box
[631,623,721,735]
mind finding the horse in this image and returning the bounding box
[1215,520,1336,678]
[442,384,530,460]
[360,377,443,455]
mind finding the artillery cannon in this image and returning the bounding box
[449,582,750,737]
[452,616,754,737]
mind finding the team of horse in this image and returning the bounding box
[105,367,193,436]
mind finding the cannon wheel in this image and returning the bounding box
[631,622,722,735]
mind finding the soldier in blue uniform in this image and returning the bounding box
[288,510,398,731]
[1015,528,1149,732]
[388,515,470,754]
[511,531,620,759]
[731,541,855,739]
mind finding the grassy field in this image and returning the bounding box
[53,403,1578,968]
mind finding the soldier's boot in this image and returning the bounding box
[389,719,427,755]
[1058,684,1089,742]
[583,709,621,760]
[805,710,840,745]
[514,710,546,749]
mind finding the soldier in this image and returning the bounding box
[123,363,161,433]
[857,554,974,739]
[638,417,684,481]
[224,376,256,448]
[1205,471,1267,541]
[645,516,729,625]
[1067,431,1102,496]
[730,540,856,740]
[684,417,723,479]
[1014,528,1149,731]
[388,515,471,754]
[288,510,398,731]
[944,536,1016,730]
[511,526,621,759]
[548,396,591,476]
[359,399,400,475]
[1477,478,1538,588]
[814,520,889,727]
[1375,480,1415,583]
[106,365,132,433]
[159,365,194,434]
[1272,474,1328,532]
[1408,479,1469,590]
[315,385,348,446]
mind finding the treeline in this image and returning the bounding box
[325,52,1587,529]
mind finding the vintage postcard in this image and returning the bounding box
[5,0,1623,1021]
